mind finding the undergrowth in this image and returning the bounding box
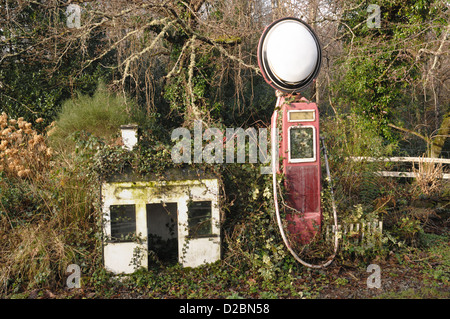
[1,92,448,298]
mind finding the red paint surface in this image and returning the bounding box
[274,96,322,245]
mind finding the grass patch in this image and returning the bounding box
[48,82,137,152]
[375,287,450,299]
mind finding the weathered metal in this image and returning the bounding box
[272,96,322,245]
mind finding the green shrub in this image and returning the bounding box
[321,114,398,217]
[48,82,138,152]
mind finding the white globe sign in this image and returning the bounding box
[257,17,322,93]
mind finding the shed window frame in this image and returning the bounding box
[109,204,136,242]
[187,201,214,238]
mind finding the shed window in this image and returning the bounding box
[188,201,212,238]
[110,204,136,242]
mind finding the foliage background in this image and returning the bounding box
[0,0,448,298]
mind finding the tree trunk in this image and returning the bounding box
[308,0,319,104]
[430,112,450,158]
[389,111,449,158]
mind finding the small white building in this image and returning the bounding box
[101,171,221,274]
[101,126,221,274]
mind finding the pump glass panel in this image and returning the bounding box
[110,204,136,242]
[288,110,315,122]
[187,201,212,238]
[289,126,315,162]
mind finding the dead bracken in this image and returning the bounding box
[0,112,53,179]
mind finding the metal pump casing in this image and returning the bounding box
[272,96,322,244]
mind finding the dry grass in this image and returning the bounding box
[412,157,444,197]
[0,219,74,292]
[0,113,101,294]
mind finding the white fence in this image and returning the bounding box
[349,156,450,180]
[325,220,383,245]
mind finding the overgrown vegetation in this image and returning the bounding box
[0,113,101,294]
[48,83,143,152]
[1,91,448,297]
[0,0,448,299]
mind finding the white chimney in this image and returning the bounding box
[120,124,138,151]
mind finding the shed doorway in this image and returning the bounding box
[146,203,178,265]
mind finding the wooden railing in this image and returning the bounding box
[349,156,450,179]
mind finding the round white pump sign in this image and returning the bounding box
[257,17,322,93]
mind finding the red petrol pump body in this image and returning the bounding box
[258,17,339,267]
[258,17,323,246]
[272,96,322,244]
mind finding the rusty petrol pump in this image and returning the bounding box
[275,97,322,245]
[257,17,338,267]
